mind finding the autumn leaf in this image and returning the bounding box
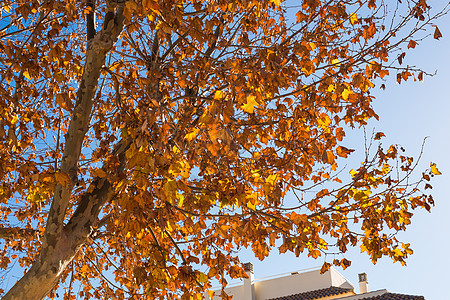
[349,13,358,25]
[214,90,225,100]
[342,88,352,100]
[318,113,331,128]
[23,70,32,80]
[434,26,442,40]
[418,72,424,81]
[407,40,417,49]
[185,127,200,142]
[320,262,331,274]
[374,132,385,140]
[241,95,258,113]
[143,0,160,12]
[398,52,405,65]
[336,146,355,158]
[430,163,442,175]
[92,169,107,178]
[198,272,208,283]
[340,258,351,269]
[270,0,282,7]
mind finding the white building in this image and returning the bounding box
[205,263,424,300]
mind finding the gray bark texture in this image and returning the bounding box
[2,5,125,300]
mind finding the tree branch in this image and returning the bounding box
[86,0,96,40]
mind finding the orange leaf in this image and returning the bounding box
[418,72,424,81]
[93,169,107,178]
[407,40,417,49]
[320,262,331,274]
[374,132,385,140]
[336,146,355,158]
[434,26,442,40]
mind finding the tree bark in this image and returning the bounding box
[2,5,125,300]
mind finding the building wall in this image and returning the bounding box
[206,267,354,300]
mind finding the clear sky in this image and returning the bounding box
[238,1,450,300]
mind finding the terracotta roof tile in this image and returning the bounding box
[360,293,424,300]
[268,286,353,300]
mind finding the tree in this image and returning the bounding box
[0,0,445,298]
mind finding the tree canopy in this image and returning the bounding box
[0,0,445,299]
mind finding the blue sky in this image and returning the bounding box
[238,1,450,300]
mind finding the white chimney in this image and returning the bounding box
[243,263,255,300]
[358,273,369,294]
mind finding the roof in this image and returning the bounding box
[267,288,425,300]
[358,293,425,300]
[268,286,353,300]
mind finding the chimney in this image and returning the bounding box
[358,273,369,294]
[243,263,255,300]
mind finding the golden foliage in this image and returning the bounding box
[0,0,443,299]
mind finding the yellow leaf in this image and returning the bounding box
[185,127,200,142]
[317,113,331,128]
[10,115,19,125]
[266,174,278,186]
[177,194,184,207]
[349,13,358,25]
[27,190,41,203]
[394,247,403,257]
[309,42,316,50]
[164,179,177,198]
[23,70,31,80]
[172,145,181,154]
[180,161,191,178]
[169,160,190,178]
[342,88,352,100]
[214,90,225,100]
[198,272,208,283]
[241,95,258,113]
[430,163,442,175]
[246,200,256,210]
[332,58,340,65]
[270,0,281,6]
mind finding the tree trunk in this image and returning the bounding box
[3,230,81,299]
[2,5,125,300]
